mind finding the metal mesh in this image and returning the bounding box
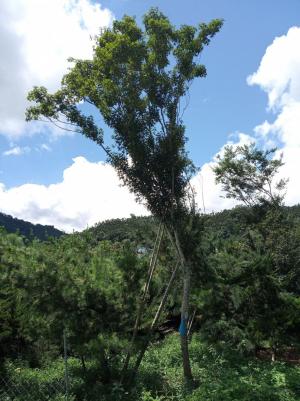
[0,375,67,401]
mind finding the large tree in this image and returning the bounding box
[26,8,223,383]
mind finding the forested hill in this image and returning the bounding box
[84,204,300,243]
[0,212,64,240]
[85,215,156,246]
[1,204,300,243]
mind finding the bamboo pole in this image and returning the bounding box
[187,309,196,337]
[121,223,164,380]
[131,261,180,379]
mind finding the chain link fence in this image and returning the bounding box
[0,374,67,401]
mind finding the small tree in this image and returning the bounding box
[210,143,300,357]
[26,8,223,383]
[214,143,287,208]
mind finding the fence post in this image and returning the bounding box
[63,329,69,400]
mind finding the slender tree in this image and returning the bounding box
[26,8,223,383]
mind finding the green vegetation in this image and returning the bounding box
[26,7,223,382]
[2,335,300,400]
[1,7,299,401]
[1,203,299,399]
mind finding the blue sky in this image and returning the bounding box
[0,0,300,231]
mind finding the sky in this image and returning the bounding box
[0,0,300,232]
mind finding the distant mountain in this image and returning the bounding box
[0,212,64,241]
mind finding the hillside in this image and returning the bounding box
[84,204,300,243]
[0,212,64,240]
[2,204,300,243]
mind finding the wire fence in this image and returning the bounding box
[0,331,71,401]
[0,374,67,401]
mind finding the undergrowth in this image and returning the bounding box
[2,335,300,401]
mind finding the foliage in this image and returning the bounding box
[1,185,300,395]
[1,5,299,397]
[137,334,300,401]
[204,143,300,354]
[26,8,223,382]
[26,9,222,227]
[0,224,181,375]
[2,336,300,401]
[213,143,287,207]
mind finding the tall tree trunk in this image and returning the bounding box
[173,229,194,384]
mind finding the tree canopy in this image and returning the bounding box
[213,143,287,208]
[26,8,223,226]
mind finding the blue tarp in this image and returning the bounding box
[179,318,187,336]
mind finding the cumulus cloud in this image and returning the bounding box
[0,0,114,139]
[2,25,300,230]
[191,133,254,213]
[0,157,147,232]
[248,26,300,207]
[247,27,300,111]
[193,26,300,213]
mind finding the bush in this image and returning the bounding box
[2,335,299,401]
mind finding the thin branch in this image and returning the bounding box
[38,118,80,133]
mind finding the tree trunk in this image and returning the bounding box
[99,347,110,383]
[180,261,193,382]
[80,355,86,373]
[172,229,194,384]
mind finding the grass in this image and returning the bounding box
[2,335,300,401]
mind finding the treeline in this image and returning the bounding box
[0,212,64,240]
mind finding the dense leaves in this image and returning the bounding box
[26,8,222,228]
[1,201,300,398]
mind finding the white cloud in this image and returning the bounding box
[248,26,300,207]
[192,133,254,213]
[3,146,31,156]
[39,144,52,152]
[0,0,114,139]
[193,26,300,213]
[247,27,300,111]
[0,157,147,232]
[2,24,300,230]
